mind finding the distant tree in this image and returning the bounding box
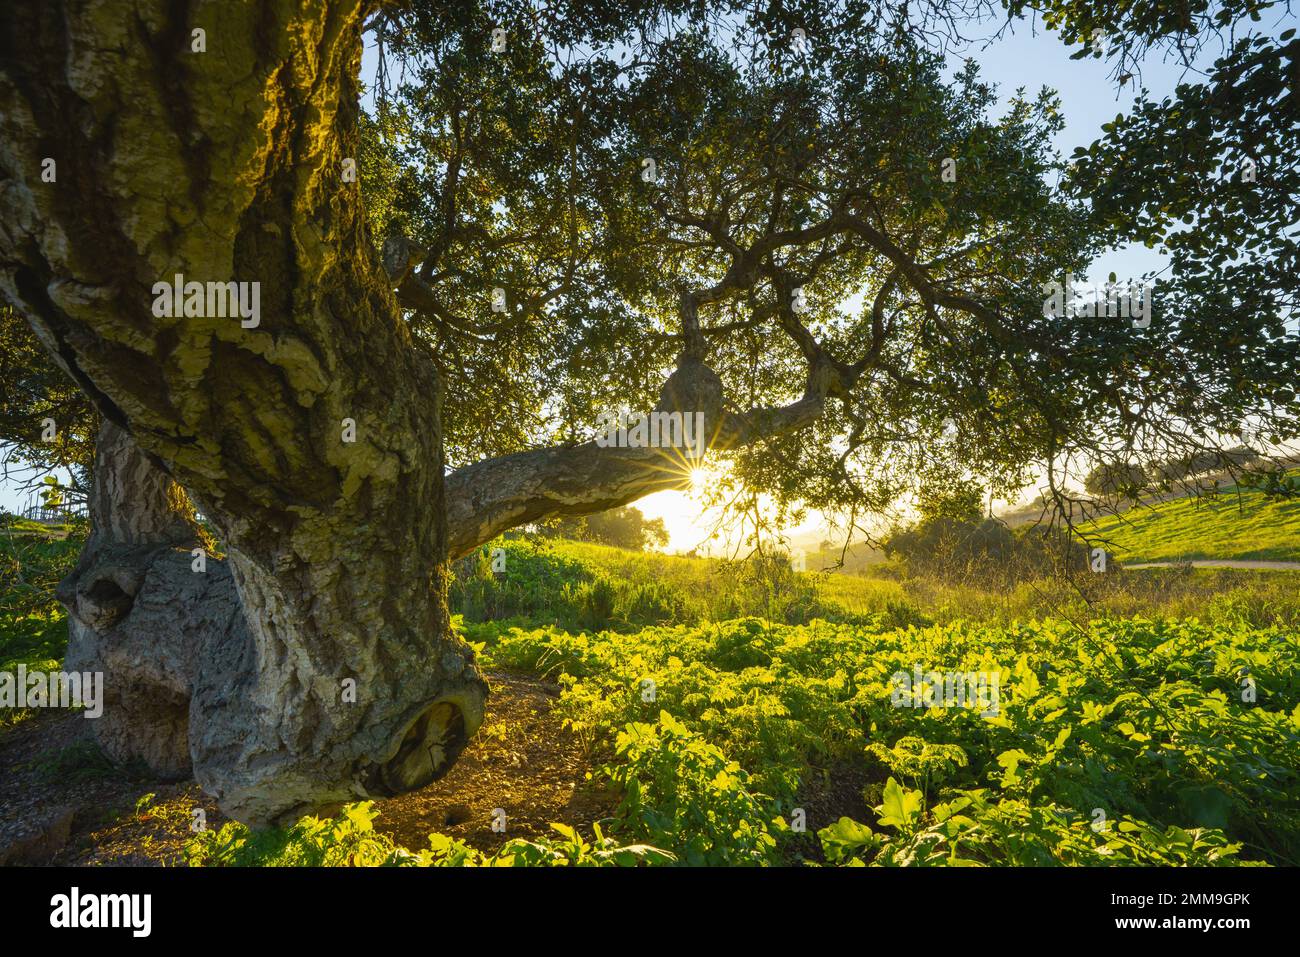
[888,479,1094,580]
[0,305,96,503]
[540,505,669,551]
[915,480,986,524]
[1083,461,1149,498]
[1154,446,1262,483]
[885,511,1086,583]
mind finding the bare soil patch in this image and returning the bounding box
[0,669,612,865]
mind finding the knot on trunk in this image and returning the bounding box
[360,689,482,797]
[57,547,153,630]
[381,232,426,283]
[76,575,135,630]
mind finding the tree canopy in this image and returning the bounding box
[2,0,1294,542]
[360,0,1297,542]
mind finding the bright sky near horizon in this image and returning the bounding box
[0,13,1243,545]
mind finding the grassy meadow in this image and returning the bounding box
[1078,476,1300,565]
[0,522,79,731]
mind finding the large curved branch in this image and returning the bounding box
[444,350,852,557]
[446,442,692,558]
[439,204,998,559]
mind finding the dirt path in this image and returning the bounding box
[1122,559,1300,571]
[0,669,612,865]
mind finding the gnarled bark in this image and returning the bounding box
[0,0,485,825]
[63,419,489,824]
[59,420,210,779]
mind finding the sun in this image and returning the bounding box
[634,462,721,552]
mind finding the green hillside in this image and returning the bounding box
[1080,483,1300,565]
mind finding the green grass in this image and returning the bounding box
[451,537,829,629]
[1080,484,1300,564]
[456,537,1300,633]
[1,518,78,538]
[186,801,677,867]
[0,525,80,729]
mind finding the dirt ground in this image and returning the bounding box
[370,670,617,854]
[0,669,615,866]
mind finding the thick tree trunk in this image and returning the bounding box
[62,417,489,825]
[0,1,486,825]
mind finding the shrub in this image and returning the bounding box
[883,517,1088,585]
[600,712,783,866]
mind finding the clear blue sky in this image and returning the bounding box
[961,15,1218,283]
[0,14,1247,514]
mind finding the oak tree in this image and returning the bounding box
[0,0,1293,824]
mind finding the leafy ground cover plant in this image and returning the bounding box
[185,802,674,867]
[474,612,1300,865]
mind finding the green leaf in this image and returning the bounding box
[817,817,878,864]
[877,776,923,830]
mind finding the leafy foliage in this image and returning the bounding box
[1242,469,1300,501]
[185,801,674,867]
[451,537,827,629]
[0,524,80,677]
[600,711,783,865]
[883,515,1088,584]
[477,609,1300,865]
[0,306,96,497]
